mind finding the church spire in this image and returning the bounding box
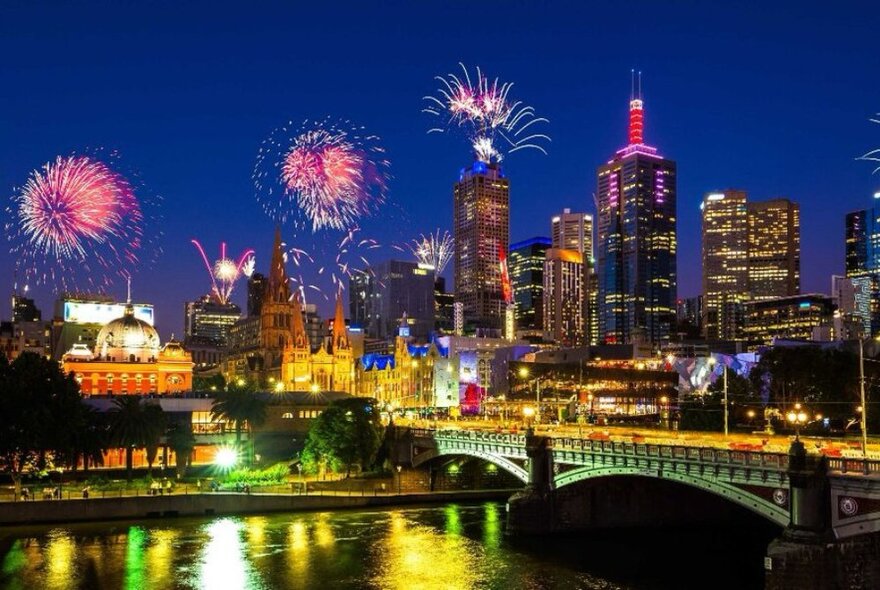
[332,289,349,351]
[267,226,290,304]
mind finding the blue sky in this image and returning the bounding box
[2,1,879,336]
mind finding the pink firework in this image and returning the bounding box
[191,240,255,305]
[7,154,146,290]
[254,118,390,232]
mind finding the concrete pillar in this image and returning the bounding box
[506,433,555,535]
[765,440,879,589]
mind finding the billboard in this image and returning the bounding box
[63,301,155,326]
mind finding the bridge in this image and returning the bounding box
[400,427,880,590]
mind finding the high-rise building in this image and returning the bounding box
[433,277,455,333]
[543,248,586,346]
[453,160,509,332]
[184,296,242,347]
[508,237,551,335]
[247,272,267,317]
[551,209,593,255]
[349,259,436,342]
[596,79,677,346]
[701,190,749,339]
[747,199,800,300]
[743,294,833,344]
[12,295,41,323]
[844,193,880,335]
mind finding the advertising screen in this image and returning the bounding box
[63,302,155,326]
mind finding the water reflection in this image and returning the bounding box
[0,502,774,590]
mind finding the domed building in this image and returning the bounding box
[63,303,193,395]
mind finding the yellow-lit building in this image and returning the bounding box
[225,228,355,393]
[743,294,833,344]
[747,198,800,301]
[356,319,458,409]
[62,302,193,395]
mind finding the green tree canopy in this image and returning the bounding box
[301,397,382,477]
[211,388,267,464]
[108,397,166,481]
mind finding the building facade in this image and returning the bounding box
[596,84,677,346]
[184,297,241,347]
[701,190,749,339]
[552,209,593,254]
[844,194,880,336]
[747,198,800,300]
[453,160,510,332]
[543,248,586,346]
[62,302,193,395]
[742,294,833,343]
[508,237,551,336]
[349,259,435,342]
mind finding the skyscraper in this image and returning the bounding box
[453,161,509,332]
[551,209,593,254]
[596,78,677,346]
[183,296,242,346]
[701,190,749,339]
[349,259,435,342]
[247,272,267,317]
[508,237,551,336]
[543,248,585,346]
[747,199,800,300]
[844,193,880,336]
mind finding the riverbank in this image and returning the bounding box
[0,489,516,526]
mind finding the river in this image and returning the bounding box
[0,502,776,589]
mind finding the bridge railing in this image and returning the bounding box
[414,428,880,476]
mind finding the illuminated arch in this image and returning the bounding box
[412,447,529,483]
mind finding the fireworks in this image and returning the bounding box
[191,240,255,305]
[860,114,880,173]
[424,63,550,162]
[254,118,390,232]
[409,230,453,278]
[6,154,148,291]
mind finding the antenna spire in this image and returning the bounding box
[628,70,645,146]
[126,275,132,304]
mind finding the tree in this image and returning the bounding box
[142,403,167,477]
[0,352,85,496]
[57,404,107,473]
[301,397,382,477]
[166,420,196,477]
[193,373,226,393]
[108,397,166,481]
[211,388,267,464]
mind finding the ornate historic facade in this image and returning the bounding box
[62,302,193,395]
[225,228,354,392]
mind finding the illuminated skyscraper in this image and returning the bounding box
[596,77,676,345]
[509,237,551,336]
[543,248,585,346]
[552,209,593,254]
[747,199,800,300]
[453,161,509,332]
[701,190,749,339]
[184,296,242,347]
[844,193,880,335]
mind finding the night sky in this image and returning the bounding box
[2,1,879,337]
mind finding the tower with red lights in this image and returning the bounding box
[595,74,677,346]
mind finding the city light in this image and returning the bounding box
[214,447,238,469]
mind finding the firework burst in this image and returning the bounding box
[191,240,255,305]
[860,114,880,173]
[409,230,453,278]
[286,226,381,303]
[6,153,155,291]
[254,118,390,232]
[424,63,550,162]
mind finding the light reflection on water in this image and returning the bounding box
[0,502,771,589]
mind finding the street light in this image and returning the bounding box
[858,337,876,458]
[787,408,808,440]
[517,366,542,423]
[395,464,402,494]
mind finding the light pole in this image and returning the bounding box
[859,338,870,458]
[395,464,402,494]
[786,407,808,441]
[518,367,542,424]
[708,356,728,437]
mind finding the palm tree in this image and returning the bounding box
[108,397,166,481]
[142,403,167,477]
[166,421,196,477]
[211,389,268,465]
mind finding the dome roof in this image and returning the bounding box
[95,304,160,358]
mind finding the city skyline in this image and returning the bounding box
[2,2,880,337]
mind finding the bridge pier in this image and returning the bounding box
[765,440,880,590]
[506,431,556,535]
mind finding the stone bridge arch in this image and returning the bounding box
[411,447,529,484]
[553,464,790,527]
